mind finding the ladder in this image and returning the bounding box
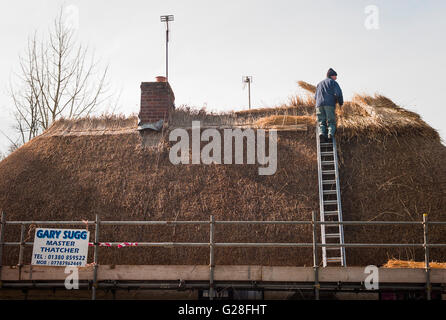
[316,128,346,267]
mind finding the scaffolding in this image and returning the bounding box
[0,211,445,300]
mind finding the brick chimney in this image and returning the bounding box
[139,77,175,125]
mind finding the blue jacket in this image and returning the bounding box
[315,78,343,107]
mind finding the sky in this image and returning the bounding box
[0,0,445,154]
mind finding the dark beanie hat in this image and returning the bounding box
[327,68,337,78]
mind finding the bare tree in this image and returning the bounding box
[8,8,113,145]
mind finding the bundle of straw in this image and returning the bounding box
[383,259,446,269]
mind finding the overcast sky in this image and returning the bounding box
[0,0,445,153]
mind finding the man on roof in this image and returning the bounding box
[315,68,344,142]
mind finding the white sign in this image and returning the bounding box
[31,228,90,267]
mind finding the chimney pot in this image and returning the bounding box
[155,76,167,82]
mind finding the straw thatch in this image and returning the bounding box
[0,82,445,267]
[255,115,315,127]
[297,81,316,94]
[383,259,446,269]
[41,114,138,136]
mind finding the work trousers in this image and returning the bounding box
[316,105,336,136]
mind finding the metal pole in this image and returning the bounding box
[332,136,346,267]
[209,215,215,300]
[166,21,169,82]
[5,219,444,226]
[312,211,320,300]
[423,213,431,300]
[17,223,25,280]
[0,211,5,283]
[92,215,100,300]
[248,80,251,109]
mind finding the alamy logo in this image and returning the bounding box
[169,121,278,175]
[64,266,79,290]
[63,5,80,31]
[364,265,379,290]
[364,5,380,30]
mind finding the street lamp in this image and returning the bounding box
[160,15,174,82]
[242,76,253,109]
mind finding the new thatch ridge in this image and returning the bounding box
[235,81,440,141]
[0,81,444,267]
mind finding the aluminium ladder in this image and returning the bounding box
[316,128,346,267]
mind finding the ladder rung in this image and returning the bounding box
[326,257,343,262]
[325,233,340,238]
[326,247,341,251]
[325,222,340,227]
[321,152,334,156]
[324,200,338,205]
[324,210,339,216]
[322,170,335,174]
[322,161,335,165]
[320,143,333,146]
[323,190,337,195]
[322,180,336,185]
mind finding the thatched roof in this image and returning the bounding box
[0,82,445,267]
[237,81,440,141]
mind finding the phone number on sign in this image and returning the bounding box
[50,260,84,266]
[47,254,86,261]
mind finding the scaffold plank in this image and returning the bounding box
[1,265,446,284]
